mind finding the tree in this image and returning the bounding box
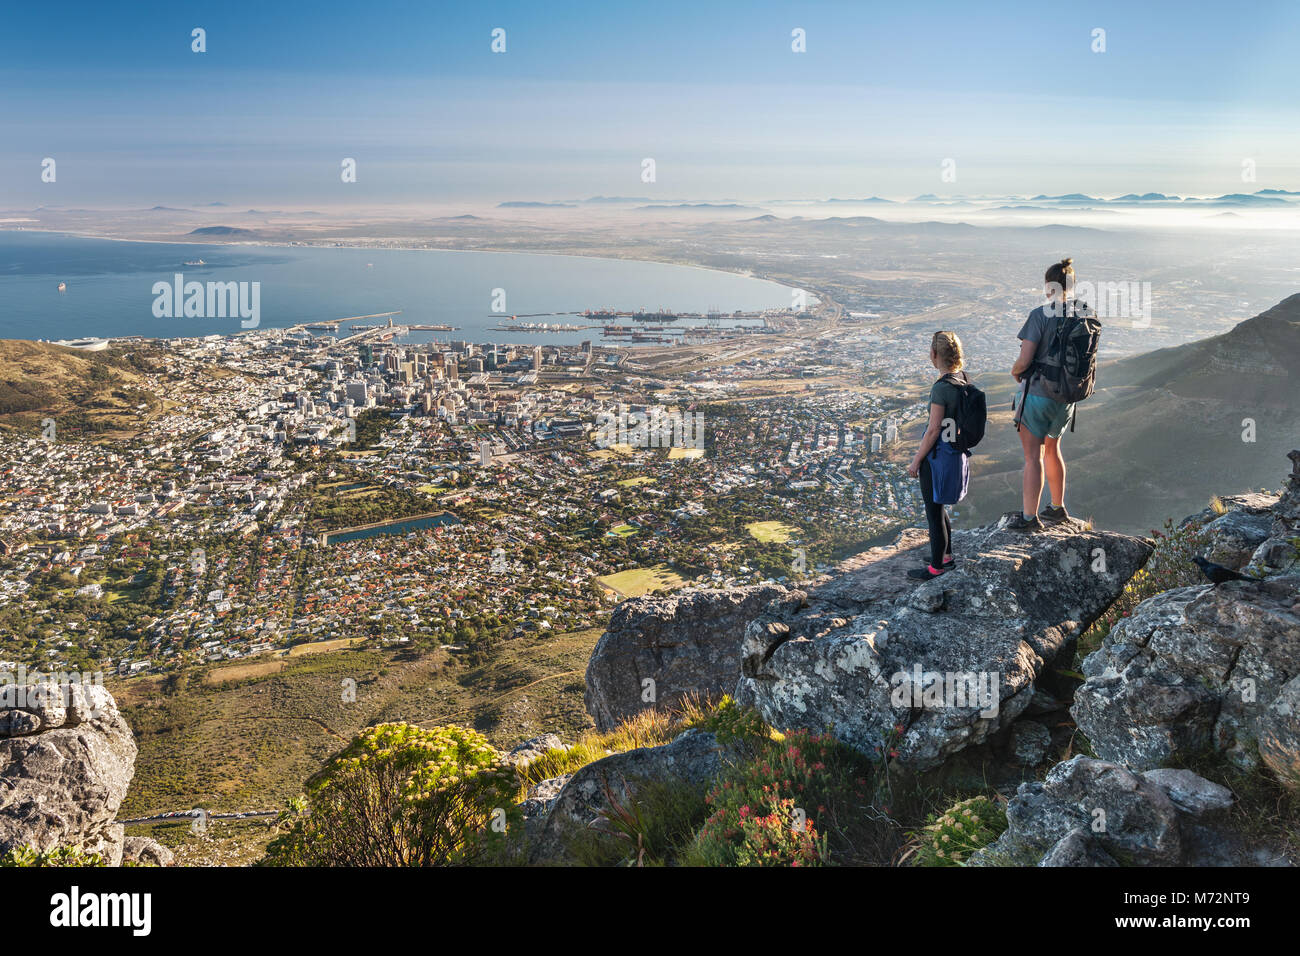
[262,723,519,867]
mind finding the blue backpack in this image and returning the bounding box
[928,440,969,505]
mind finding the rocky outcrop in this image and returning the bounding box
[1194,495,1279,568]
[0,682,137,865]
[972,755,1291,866]
[735,519,1151,770]
[530,730,728,864]
[585,584,796,732]
[505,734,565,767]
[1244,449,1300,578]
[122,835,175,867]
[1074,453,1300,786]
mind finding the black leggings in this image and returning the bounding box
[918,456,951,569]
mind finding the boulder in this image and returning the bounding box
[1073,575,1300,781]
[530,729,728,863]
[122,835,175,867]
[1038,827,1118,867]
[1141,768,1233,815]
[974,756,1183,866]
[585,584,797,732]
[735,520,1151,770]
[973,755,1290,866]
[1201,507,1277,569]
[1008,721,1052,767]
[506,734,565,767]
[0,682,137,865]
[1244,450,1300,578]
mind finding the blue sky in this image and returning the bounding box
[3,0,1298,205]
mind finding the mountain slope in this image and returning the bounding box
[961,294,1300,532]
[0,339,157,436]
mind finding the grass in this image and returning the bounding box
[515,696,769,792]
[745,520,798,544]
[594,564,686,597]
[1163,748,1300,863]
[115,626,606,822]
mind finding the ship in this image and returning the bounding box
[57,281,66,292]
[183,259,206,266]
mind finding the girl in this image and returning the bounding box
[1007,257,1077,531]
[906,331,968,580]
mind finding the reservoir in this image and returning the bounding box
[323,511,463,545]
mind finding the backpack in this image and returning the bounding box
[928,439,970,505]
[938,372,987,455]
[1034,302,1102,406]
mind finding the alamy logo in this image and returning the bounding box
[1046,280,1153,327]
[49,886,151,936]
[595,405,704,450]
[0,667,106,719]
[151,273,261,328]
[889,664,1000,718]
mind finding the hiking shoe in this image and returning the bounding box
[907,565,946,580]
[1004,513,1044,532]
[942,557,956,569]
[1039,505,1070,524]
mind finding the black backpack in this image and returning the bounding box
[939,372,987,455]
[1034,301,1102,406]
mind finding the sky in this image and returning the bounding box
[2,0,1299,206]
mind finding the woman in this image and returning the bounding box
[1006,257,1076,531]
[906,331,968,580]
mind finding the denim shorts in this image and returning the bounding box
[1018,393,1074,440]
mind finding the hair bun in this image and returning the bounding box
[1060,257,1074,268]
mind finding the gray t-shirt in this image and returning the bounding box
[1018,305,1061,400]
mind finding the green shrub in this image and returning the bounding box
[685,728,888,866]
[678,694,771,745]
[262,722,519,866]
[691,796,826,867]
[578,775,711,866]
[1,845,105,867]
[909,795,1007,866]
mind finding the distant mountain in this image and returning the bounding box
[498,201,577,208]
[188,226,255,236]
[1200,194,1290,206]
[148,205,186,211]
[1029,194,1099,202]
[1256,188,1300,196]
[822,197,896,204]
[635,203,764,211]
[582,196,655,204]
[1113,193,1180,202]
[964,294,1300,532]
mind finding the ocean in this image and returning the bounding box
[0,231,793,345]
